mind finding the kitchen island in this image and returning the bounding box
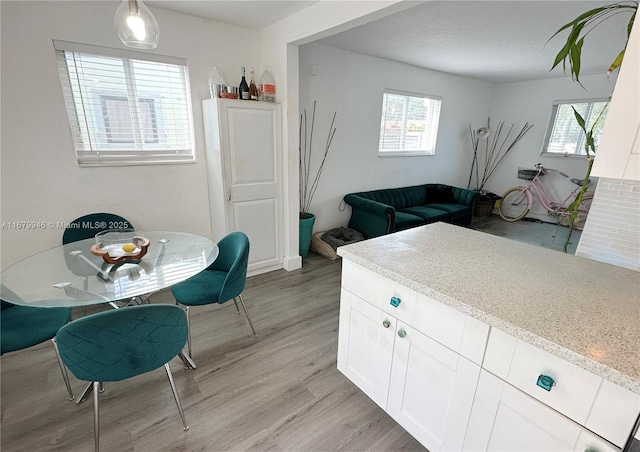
[337,222,640,451]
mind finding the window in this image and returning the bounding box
[54,40,195,166]
[379,89,441,156]
[542,99,609,156]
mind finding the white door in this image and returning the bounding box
[337,289,396,408]
[219,103,282,274]
[387,322,480,451]
[462,370,612,452]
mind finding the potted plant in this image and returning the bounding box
[299,101,337,257]
[549,1,636,250]
[467,118,533,217]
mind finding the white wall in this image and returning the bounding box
[0,1,260,269]
[488,74,617,221]
[258,0,410,270]
[298,43,493,233]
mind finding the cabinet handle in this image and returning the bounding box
[398,329,407,338]
[382,320,391,328]
[390,297,401,307]
[536,374,556,391]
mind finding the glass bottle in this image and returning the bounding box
[208,66,226,98]
[248,67,258,101]
[258,66,276,102]
[238,66,249,100]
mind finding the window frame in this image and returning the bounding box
[378,88,442,158]
[53,40,196,167]
[541,98,609,158]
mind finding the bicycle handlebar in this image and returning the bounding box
[534,163,569,178]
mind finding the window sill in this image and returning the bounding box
[78,157,197,168]
[378,151,435,158]
[539,152,590,159]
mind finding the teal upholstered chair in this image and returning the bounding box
[1,298,74,400]
[56,304,189,452]
[171,231,256,358]
[62,213,133,245]
[63,213,147,308]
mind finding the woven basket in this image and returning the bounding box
[474,197,496,218]
[517,169,538,180]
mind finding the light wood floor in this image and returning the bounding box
[1,254,425,452]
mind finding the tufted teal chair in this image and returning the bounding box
[62,213,133,245]
[170,231,256,359]
[1,297,74,400]
[56,304,189,452]
[62,213,148,308]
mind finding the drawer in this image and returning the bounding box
[341,260,416,325]
[483,328,601,425]
[413,292,488,365]
[464,370,619,452]
[341,260,489,363]
[585,379,640,448]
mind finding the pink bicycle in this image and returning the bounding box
[498,164,594,230]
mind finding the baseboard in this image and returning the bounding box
[283,255,302,271]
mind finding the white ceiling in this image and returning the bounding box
[149,0,631,83]
[148,0,317,30]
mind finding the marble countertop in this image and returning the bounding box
[337,222,640,394]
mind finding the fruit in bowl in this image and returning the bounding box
[91,230,150,264]
[122,243,137,253]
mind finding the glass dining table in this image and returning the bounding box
[0,231,218,395]
[1,231,218,308]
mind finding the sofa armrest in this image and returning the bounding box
[344,194,395,238]
[451,187,479,207]
[344,194,394,217]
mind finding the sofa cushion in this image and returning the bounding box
[400,206,449,223]
[425,203,471,222]
[426,185,455,204]
[360,186,426,210]
[394,211,425,231]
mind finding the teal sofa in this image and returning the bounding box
[344,184,478,238]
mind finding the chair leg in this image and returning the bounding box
[93,381,101,452]
[237,294,257,337]
[233,298,241,314]
[164,363,189,431]
[185,306,192,358]
[51,338,74,401]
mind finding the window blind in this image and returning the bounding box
[53,40,195,166]
[379,89,441,156]
[543,99,609,156]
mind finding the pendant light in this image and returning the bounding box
[114,0,159,49]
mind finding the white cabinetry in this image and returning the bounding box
[337,260,488,451]
[202,98,282,275]
[338,258,640,452]
[591,20,639,180]
[463,370,618,452]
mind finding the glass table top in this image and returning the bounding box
[0,231,218,308]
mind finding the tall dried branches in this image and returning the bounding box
[299,101,337,215]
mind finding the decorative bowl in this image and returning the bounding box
[90,229,150,264]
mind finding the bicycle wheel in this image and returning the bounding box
[498,187,531,222]
[560,195,593,231]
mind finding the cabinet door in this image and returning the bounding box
[462,370,618,452]
[218,102,282,274]
[387,322,480,451]
[337,289,396,408]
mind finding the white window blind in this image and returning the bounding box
[379,89,441,156]
[54,40,195,166]
[542,99,609,156]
